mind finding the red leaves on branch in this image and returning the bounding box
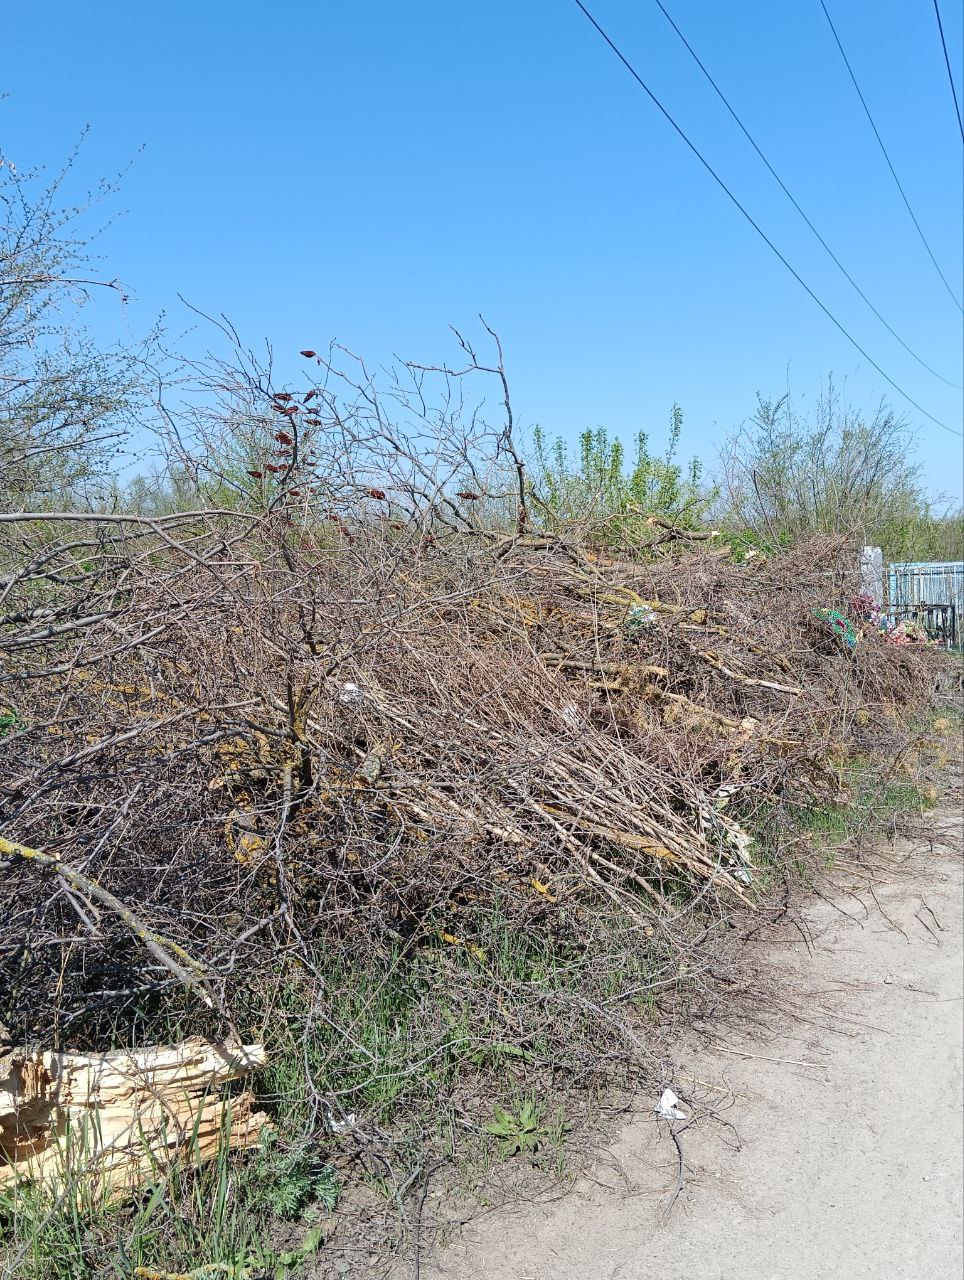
[456,491,480,501]
[275,431,294,446]
[366,488,387,501]
[299,350,316,358]
[272,393,293,402]
[247,470,263,479]
[303,389,318,403]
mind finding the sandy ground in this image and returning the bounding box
[429,818,963,1280]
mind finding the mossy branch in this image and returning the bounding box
[0,835,216,1009]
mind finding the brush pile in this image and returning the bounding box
[0,339,949,1174]
[0,507,941,1056]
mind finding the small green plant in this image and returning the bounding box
[0,707,21,737]
[271,1223,328,1276]
[255,1133,340,1219]
[484,1098,546,1157]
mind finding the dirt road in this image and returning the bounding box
[430,821,963,1280]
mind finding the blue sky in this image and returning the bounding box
[5,0,962,496]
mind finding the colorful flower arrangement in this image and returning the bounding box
[814,607,859,649]
[849,594,935,646]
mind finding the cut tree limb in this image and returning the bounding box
[0,835,216,1008]
[0,1038,267,1202]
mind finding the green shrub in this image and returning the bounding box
[530,407,714,540]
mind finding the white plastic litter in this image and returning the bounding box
[324,1105,357,1134]
[337,682,362,706]
[724,822,753,861]
[713,784,736,810]
[655,1087,687,1121]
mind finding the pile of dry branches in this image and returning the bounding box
[0,338,944,1153]
[0,512,938,1038]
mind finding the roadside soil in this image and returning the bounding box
[427,808,963,1280]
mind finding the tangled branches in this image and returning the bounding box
[0,506,939,1041]
[0,338,945,1179]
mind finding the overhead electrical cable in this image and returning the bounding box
[650,0,961,390]
[932,0,964,144]
[819,0,963,312]
[569,0,961,436]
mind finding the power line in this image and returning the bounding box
[818,0,963,313]
[651,0,961,390]
[568,0,962,437]
[932,0,964,144]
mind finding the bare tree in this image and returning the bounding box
[0,138,151,512]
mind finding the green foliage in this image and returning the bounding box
[726,525,793,561]
[0,1124,334,1280]
[270,1224,328,1278]
[0,144,155,514]
[0,707,21,737]
[257,954,445,1125]
[112,465,210,516]
[744,758,927,884]
[253,914,584,1133]
[481,1096,570,1165]
[720,386,962,561]
[255,1134,339,1220]
[530,407,714,540]
[484,1098,546,1157]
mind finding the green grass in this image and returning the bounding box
[0,1114,336,1280]
[745,759,928,886]
[246,899,669,1142]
